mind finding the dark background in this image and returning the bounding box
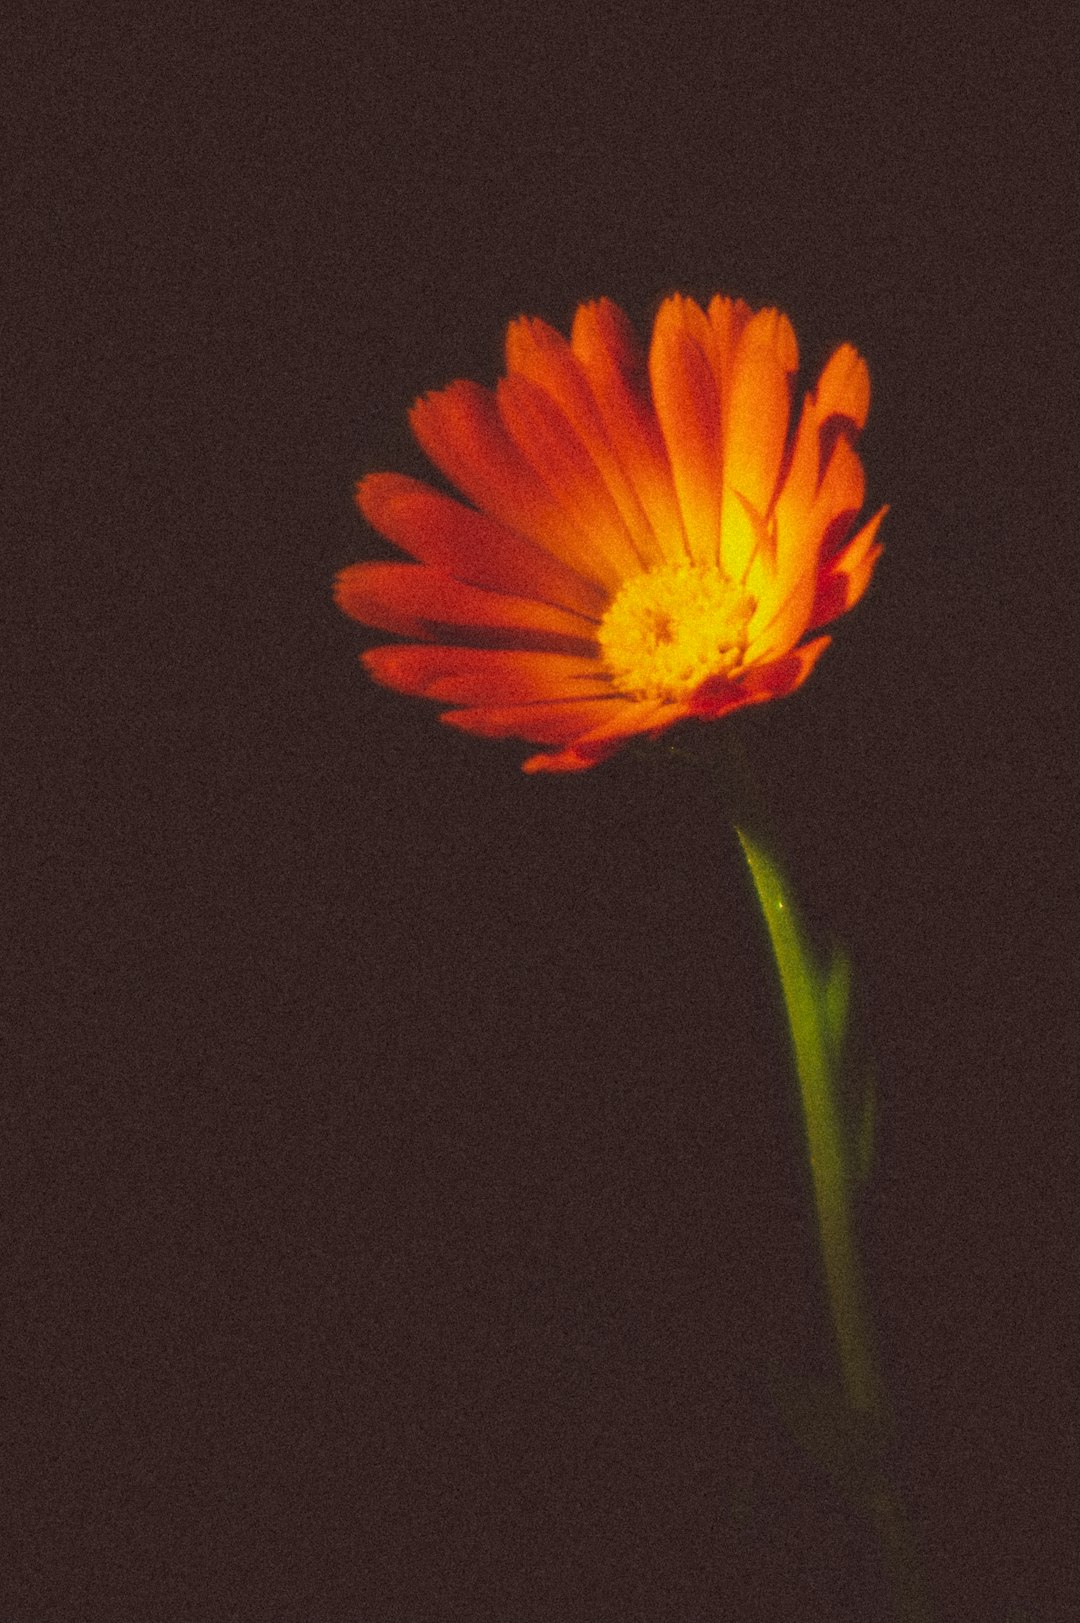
[8,3,1078,1619]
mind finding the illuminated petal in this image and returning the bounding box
[356,473,607,621]
[772,397,821,548]
[744,568,819,664]
[720,307,798,577]
[570,299,686,565]
[363,644,610,704]
[649,295,724,567]
[814,341,870,432]
[409,382,621,593]
[772,341,868,550]
[504,316,662,566]
[769,428,867,639]
[705,293,754,396]
[334,563,599,653]
[496,372,647,581]
[727,490,774,603]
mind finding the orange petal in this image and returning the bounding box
[736,499,785,614]
[504,316,663,567]
[356,473,607,621]
[813,341,870,432]
[721,307,798,577]
[363,644,611,705]
[495,372,647,581]
[521,748,599,773]
[771,341,869,556]
[569,299,687,564]
[409,381,621,593]
[768,431,867,635]
[649,295,724,567]
[441,695,634,745]
[522,695,687,772]
[691,635,832,718]
[705,294,754,400]
[743,568,819,665]
[334,563,600,653]
[810,433,866,535]
[772,394,821,545]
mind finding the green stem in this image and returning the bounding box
[663,731,933,1621]
[734,821,881,1419]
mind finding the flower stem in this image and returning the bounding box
[734,821,881,1419]
[670,730,934,1621]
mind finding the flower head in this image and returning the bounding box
[336,294,886,772]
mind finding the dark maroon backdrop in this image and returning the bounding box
[8,4,1077,1619]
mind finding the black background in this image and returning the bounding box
[9,4,1079,1619]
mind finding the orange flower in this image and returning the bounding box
[335,294,886,773]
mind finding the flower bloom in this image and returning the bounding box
[335,294,886,773]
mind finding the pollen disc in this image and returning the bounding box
[598,563,756,701]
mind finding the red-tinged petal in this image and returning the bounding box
[409,382,621,594]
[771,343,869,550]
[569,299,687,564]
[521,747,600,773]
[649,296,724,567]
[835,540,883,612]
[691,635,832,718]
[441,695,636,745]
[811,433,866,534]
[721,307,798,576]
[495,372,647,581]
[522,696,688,773]
[833,502,887,574]
[362,644,611,705]
[807,506,887,631]
[356,473,607,621]
[334,563,600,654]
[504,316,662,566]
[769,434,867,631]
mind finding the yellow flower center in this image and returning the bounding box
[597,563,756,701]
